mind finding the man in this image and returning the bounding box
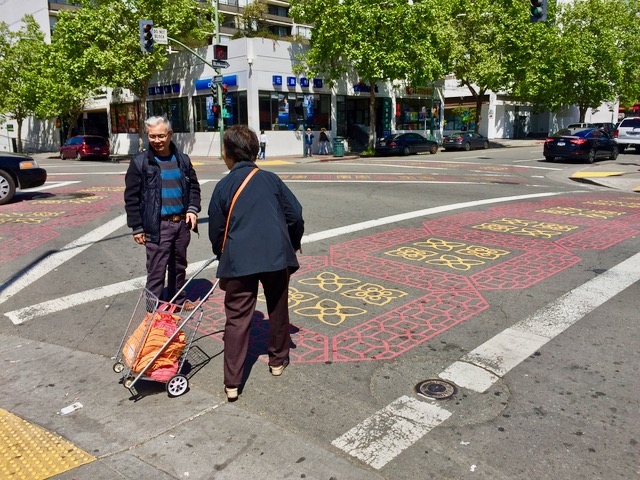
[304,128,314,157]
[124,116,201,308]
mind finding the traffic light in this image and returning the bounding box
[139,20,154,53]
[530,0,547,23]
[214,44,228,60]
[221,84,228,102]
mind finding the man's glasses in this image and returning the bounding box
[148,133,170,140]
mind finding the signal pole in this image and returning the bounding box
[213,0,224,156]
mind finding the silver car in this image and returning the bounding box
[614,117,640,153]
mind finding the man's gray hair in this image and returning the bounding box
[145,116,172,131]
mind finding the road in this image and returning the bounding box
[1,144,638,479]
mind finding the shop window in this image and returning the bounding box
[395,98,441,131]
[147,97,189,133]
[259,91,330,131]
[110,103,140,134]
[194,91,247,132]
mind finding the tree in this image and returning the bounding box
[513,0,640,122]
[0,16,48,153]
[52,0,214,150]
[290,0,453,148]
[445,0,530,133]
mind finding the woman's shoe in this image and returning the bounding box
[225,386,238,401]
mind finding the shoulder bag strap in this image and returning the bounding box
[222,167,259,253]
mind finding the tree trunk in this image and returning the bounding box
[369,81,376,149]
[16,115,23,153]
[137,79,150,152]
[579,106,587,123]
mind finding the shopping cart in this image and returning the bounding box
[112,256,219,398]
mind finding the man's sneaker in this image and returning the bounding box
[269,359,289,376]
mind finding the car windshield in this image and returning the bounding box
[447,132,465,137]
[84,137,106,145]
[382,134,401,141]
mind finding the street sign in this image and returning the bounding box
[212,75,224,85]
[152,27,168,45]
[211,59,230,69]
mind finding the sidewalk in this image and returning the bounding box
[0,333,378,480]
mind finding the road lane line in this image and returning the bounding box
[331,395,451,470]
[3,191,570,323]
[335,252,640,469]
[303,191,565,244]
[0,181,214,307]
[0,215,128,305]
[439,251,640,392]
[6,259,215,325]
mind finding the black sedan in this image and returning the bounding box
[375,133,439,156]
[442,131,490,151]
[543,128,618,163]
[0,153,47,205]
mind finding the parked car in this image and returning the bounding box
[374,132,439,156]
[0,153,47,205]
[593,122,617,135]
[614,117,640,153]
[544,128,618,163]
[60,135,110,160]
[442,131,489,151]
[566,123,596,129]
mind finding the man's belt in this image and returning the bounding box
[160,214,186,223]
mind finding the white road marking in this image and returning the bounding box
[335,251,640,469]
[440,251,640,392]
[0,215,128,305]
[47,172,127,175]
[4,191,569,324]
[331,395,451,470]
[23,181,81,191]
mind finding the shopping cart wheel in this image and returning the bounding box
[123,377,135,389]
[113,362,125,373]
[166,374,189,397]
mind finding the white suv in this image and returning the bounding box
[614,117,640,153]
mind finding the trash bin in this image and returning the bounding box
[333,136,344,157]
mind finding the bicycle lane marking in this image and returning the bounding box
[4,191,567,324]
[332,251,640,469]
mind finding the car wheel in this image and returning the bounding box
[586,148,596,163]
[0,169,17,206]
[483,141,489,149]
[75,151,82,161]
[544,156,554,162]
[609,146,619,160]
[464,142,471,151]
[429,144,438,154]
[402,146,410,156]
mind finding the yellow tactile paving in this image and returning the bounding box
[570,171,625,178]
[0,408,95,479]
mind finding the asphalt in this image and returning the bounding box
[4,140,640,480]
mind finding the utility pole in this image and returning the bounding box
[213,0,223,157]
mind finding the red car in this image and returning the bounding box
[60,135,110,160]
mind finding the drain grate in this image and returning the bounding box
[415,379,457,400]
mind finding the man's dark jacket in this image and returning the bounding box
[208,161,304,279]
[124,142,201,244]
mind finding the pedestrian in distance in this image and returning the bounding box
[124,116,201,310]
[259,130,268,159]
[319,127,330,155]
[304,127,314,157]
[208,125,304,401]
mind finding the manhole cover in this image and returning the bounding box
[415,379,457,400]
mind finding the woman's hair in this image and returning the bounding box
[145,116,172,131]
[223,125,259,163]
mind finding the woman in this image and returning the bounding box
[208,125,304,401]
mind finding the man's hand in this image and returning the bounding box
[133,233,146,245]
[185,212,198,231]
